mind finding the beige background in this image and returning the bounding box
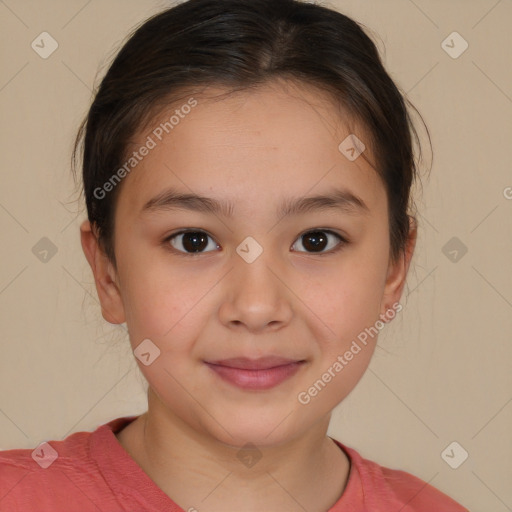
[1,0,511,510]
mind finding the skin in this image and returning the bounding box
[80,78,416,512]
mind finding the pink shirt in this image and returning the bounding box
[0,415,468,511]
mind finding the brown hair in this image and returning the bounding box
[72,0,430,268]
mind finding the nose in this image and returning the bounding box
[218,252,294,333]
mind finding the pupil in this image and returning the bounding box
[183,232,208,252]
[304,231,327,252]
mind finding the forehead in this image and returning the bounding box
[120,79,384,217]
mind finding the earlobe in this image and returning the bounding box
[380,216,417,320]
[80,220,126,325]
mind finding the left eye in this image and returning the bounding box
[164,229,346,255]
[291,230,346,254]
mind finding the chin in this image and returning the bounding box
[201,409,308,451]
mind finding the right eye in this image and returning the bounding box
[164,230,220,255]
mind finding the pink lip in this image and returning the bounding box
[204,357,306,390]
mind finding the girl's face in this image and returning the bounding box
[84,79,415,448]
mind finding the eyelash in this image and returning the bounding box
[162,229,349,257]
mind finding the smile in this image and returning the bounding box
[204,358,306,390]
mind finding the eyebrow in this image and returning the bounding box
[141,186,370,218]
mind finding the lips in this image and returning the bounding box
[205,356,305,370]
[204,356,306,390]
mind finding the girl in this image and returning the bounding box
[0,0,469,510]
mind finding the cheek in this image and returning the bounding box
[307,252,387,337]
[299,284,381,412]
[118,257,216,360]
[303,248,388,392]
[121,271,204,395]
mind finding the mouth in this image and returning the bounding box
[204,356,307,390]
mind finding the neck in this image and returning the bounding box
[116,390,350,512]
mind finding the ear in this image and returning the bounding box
[380,216,417,320]
[80,220,126,324]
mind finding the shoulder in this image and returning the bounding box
[0,431,90,511]
[0,419,128,512]
[378,465,468,511]
[339,442,469,511]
